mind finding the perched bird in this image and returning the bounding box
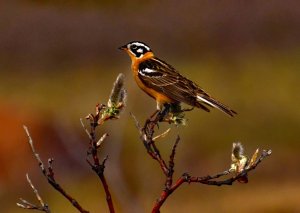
[119,41,237,117]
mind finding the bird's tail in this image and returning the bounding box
[196,94,237,117]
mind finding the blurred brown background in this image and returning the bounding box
[1,1,299,212]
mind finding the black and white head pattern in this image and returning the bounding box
[127,41,151,58]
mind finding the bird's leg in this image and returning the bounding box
[149,101,165,121]
[150,109,160,120]
[158,104,171,122]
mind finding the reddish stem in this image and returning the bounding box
[87,112,115,213]
[99,174,115,213]
[132,111,271,213]
[152,177,185,213]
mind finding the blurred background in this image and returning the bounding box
[1,0,299,212]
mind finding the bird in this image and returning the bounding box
[119,41,237,117]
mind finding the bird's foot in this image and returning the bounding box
[180,107,194,112]
[158,104,171,122]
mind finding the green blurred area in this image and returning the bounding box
[0,1,299,212]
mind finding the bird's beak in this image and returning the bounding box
[118,45,127,51]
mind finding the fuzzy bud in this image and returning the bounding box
[108,73,126,107]
[230,142,248,183]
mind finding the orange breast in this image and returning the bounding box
[133,73,173,104]
[131,53,174,104]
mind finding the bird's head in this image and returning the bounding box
[119,41,153,59]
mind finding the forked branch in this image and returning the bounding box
[17,174,51,213]
[21,126,89,213]
[131,110,272,213]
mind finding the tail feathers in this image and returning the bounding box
[196,95,237,117]
[194,102,211,112]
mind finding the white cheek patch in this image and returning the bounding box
[129,49,143,58]
[137,48,143,53]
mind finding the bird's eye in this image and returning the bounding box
[131,45,137,50]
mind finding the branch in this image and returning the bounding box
[132,110,272,213]
[23,126,89,213]
[17,174,51,213]
[165,136,180,189]
[19,73,126,213]
[131,111,169,176]
[82,113,115,213]
[81,73,127,213]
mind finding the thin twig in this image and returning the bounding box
[17,174,51,213]
[130,112,142,135]
[24,126,46,175]
[23,126,89,213]
[153,128,171,141]
[96,133,109,148]
[26,174,46,207]
[80,118,92,140]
